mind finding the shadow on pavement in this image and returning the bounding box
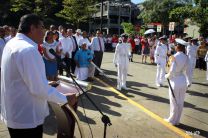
[187,90,208,98]
[193,82,208,87]
[78,86,122,117]
[102,69,133,77]
[177,123,208,137]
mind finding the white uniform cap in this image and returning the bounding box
[175,38,189,46]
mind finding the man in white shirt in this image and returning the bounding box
[1,14,76,138]
[59,28,73,76]
[91,30,105,76]
[79,31,91,49]
[67,29,79,74]
[74,29,83,46]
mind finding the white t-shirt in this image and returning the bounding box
[42,41,58,60]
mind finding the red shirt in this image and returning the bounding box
[112,37,118,43]
[128,38,136,50]
[38,44,43,55]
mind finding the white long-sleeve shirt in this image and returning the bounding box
[59,37,73,58]
[186,44,198,59]
[79,38,91,49]
[113,43,131,66]
[1,33,67,129]
[91,37,105,52]
[154,43,168,64]
[169,52,192,85]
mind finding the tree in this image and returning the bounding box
[138,0,192,33]
[121,22,135,35]
[169,0,208,36]
[8,0,63,27]
[57,0,96,28]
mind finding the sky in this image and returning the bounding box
[131,0,145,4]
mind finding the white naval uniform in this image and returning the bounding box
[166,52,191,125]
[154,43,168,86]
[205,51,208,80]
[113,42,131,89]
[186,44,198,79]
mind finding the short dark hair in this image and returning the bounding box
[18,14,42,34]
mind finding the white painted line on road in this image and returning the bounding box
[95,77,192,138]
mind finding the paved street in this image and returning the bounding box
[0,52,208,138]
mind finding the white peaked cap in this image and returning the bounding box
[175,38,189,46]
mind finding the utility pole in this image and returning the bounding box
[100,0,104,32]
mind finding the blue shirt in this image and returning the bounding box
[74,49,93,67]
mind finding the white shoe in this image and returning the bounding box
[164,118,169,122]
[122,86,128,90]
[117,86,121,91]
[164,118,178,125]
[156,83,161,87]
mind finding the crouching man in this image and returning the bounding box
[74,42,93,81]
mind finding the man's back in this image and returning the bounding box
[1,33,67,129]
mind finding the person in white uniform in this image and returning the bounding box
[164,38,191,126]
[113,34,131,90]
[0,14,76,138]
[154,35,168,87]
[186,38,198,80]
[205,51,208,80]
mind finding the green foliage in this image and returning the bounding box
[121,22,137,35]
[138,0,182,25]
[57,0,96,28]
[169,5,193,23]
[170,0,208,36]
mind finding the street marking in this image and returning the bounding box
[94,77,192,138]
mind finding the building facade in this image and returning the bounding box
[89,0,139,35]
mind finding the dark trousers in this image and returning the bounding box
[58,57,71,76]
[8,125,43,138]
[93,51,103,76]
[71,52,77,74]
[198,57,206,70]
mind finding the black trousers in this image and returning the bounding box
[93,51,103,76]
[71,52,77,74]
[58,57,71,76]
[8,125,43,138]
[198,57,206,70]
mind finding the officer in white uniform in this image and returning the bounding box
[186,38,198,80]
[154,35,168,87]
[113,34,131,90]
[164,38,191,126]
